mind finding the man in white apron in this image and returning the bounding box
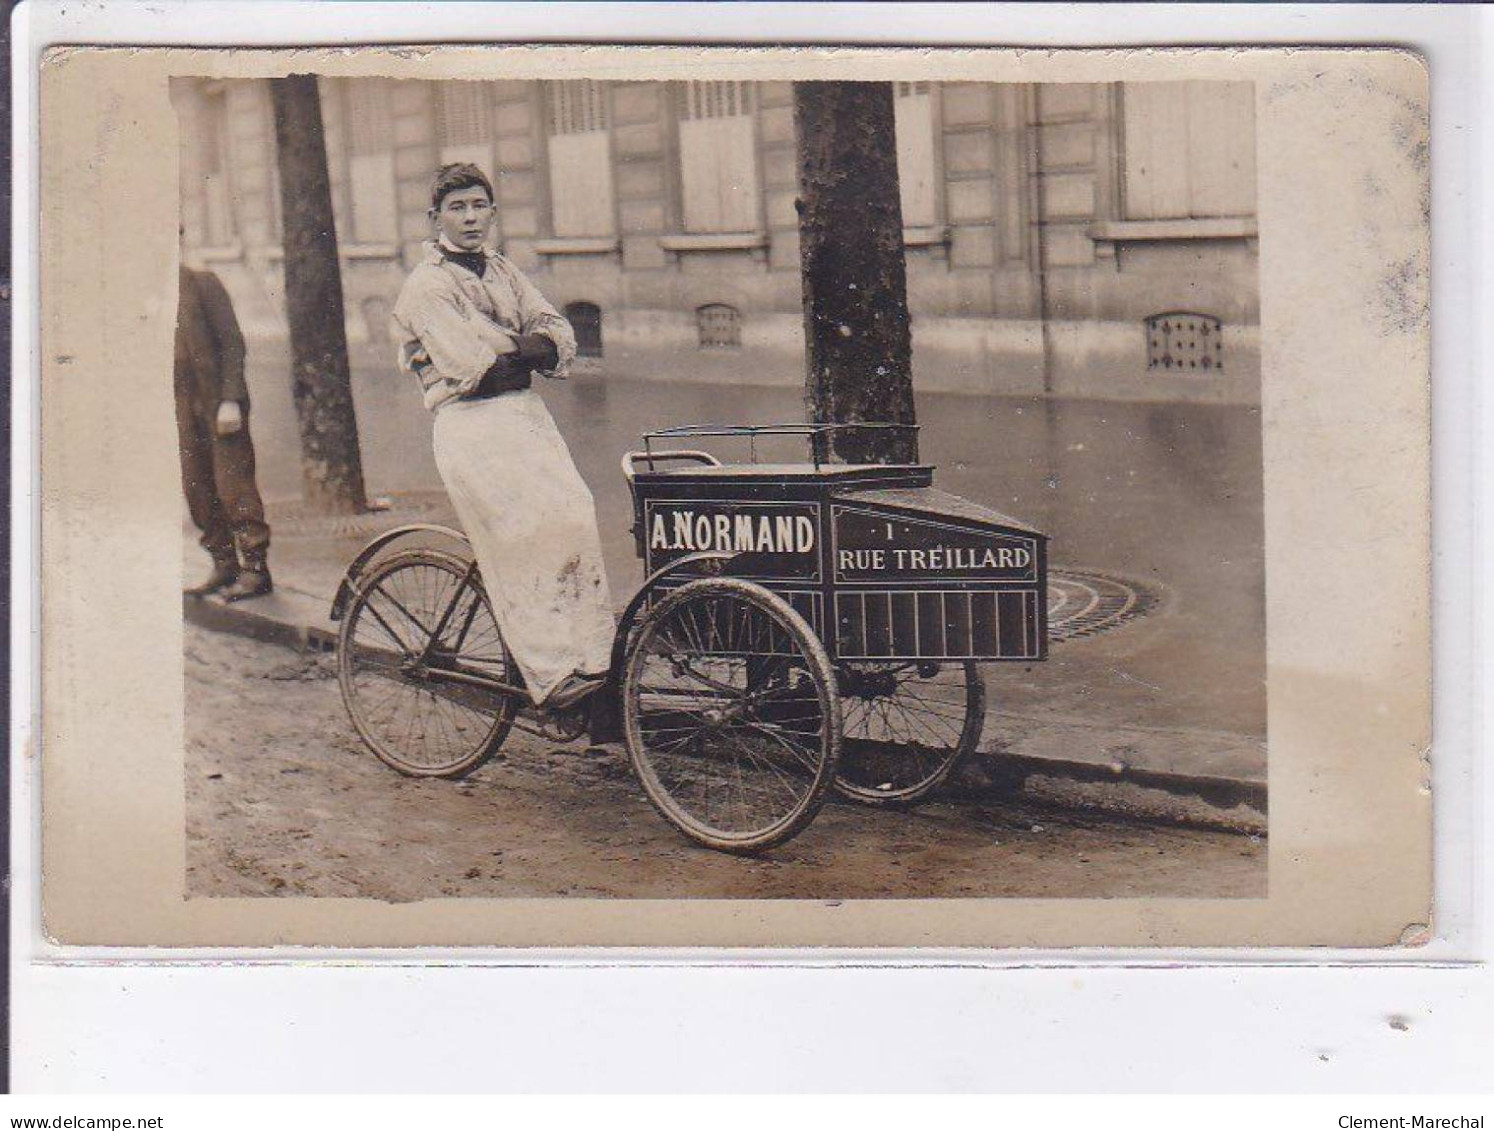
[391,163,614,709]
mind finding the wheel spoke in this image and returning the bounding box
[339,552,519,777]
[624,581,837,849]
[834,662,984,803]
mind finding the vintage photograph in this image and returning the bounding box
[171,72,1266,901]
[37,44,1430,947]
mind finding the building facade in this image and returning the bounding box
[174,77,1260,403]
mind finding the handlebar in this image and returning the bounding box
[640,422,919,469]
[621,449,723,483]
[642,422,919,442]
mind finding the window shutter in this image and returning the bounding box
[894,82,938,227]
[437,82,493,170]
[202,88,236,245]
[677,82,760,234]
[345,79,398,244]
[1182,82,1256,218]
[545,81,616,238]
[1123,81,1256,221]
[1122,82,1192,221]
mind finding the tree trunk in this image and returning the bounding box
[794,82,917,466]
[271,75,367,514]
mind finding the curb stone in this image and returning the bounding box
[186,587,1267,835]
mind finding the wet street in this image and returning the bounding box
[185,623,1266,901]
[188,347,1268,899]
[245,344,1266,743]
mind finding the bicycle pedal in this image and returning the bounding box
[529,705,590,743]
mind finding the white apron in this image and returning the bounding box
[433,390,616,702]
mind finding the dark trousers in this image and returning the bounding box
[176,389,270,566]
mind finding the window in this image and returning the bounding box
[893,82,938,228]
[262,83,283,242]
[1146,312,1224,373]
[343,79,399,244]
[676,82,760,233]
[565,302,604,358]
[1121,82,1256,221]
[200,86,236,246]
[545,81,616,238]
[696,303,741,350]
[362,296,393,347]
[436,83,494,171]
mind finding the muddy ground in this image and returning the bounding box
[185,623,1265,901]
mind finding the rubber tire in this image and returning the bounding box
[337,548,517,779]
[833,660,986,806]
[622,577,842,853]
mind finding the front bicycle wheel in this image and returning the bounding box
[337,548,518,778]
[622,578,841,853]
[834,661,986,805]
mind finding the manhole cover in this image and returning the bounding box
[1048,569,1158,643]
[267,495,443,540]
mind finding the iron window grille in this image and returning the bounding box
[696,303,742,350]
[1146,311,1224,372]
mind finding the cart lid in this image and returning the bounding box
[634,462,934,484]
[833,486,1045,537]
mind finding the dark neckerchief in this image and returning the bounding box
[439,244,488,278]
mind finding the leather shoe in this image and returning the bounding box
[218,569,273,603]
[544,672,606,710]
[185,560,238,597]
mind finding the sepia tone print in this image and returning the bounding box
[38,46,1428,947]
[171,74,1264,901]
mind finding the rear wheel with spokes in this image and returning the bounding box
[337,549,519,778]
[622,578,841,853]
[834,661,986,805]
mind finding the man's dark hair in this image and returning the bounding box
[430,163,495,211]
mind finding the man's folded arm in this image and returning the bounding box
[507,264,577,377]
[396,279,506,396]
[514,333,560,372]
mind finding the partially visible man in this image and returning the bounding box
[176,258,272,600]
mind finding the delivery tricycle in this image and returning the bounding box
[330,423,1048,853]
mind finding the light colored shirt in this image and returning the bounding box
[391,241,577,412]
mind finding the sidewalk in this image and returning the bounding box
[183,492,1267,832]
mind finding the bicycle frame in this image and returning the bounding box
[337,536,741,714]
